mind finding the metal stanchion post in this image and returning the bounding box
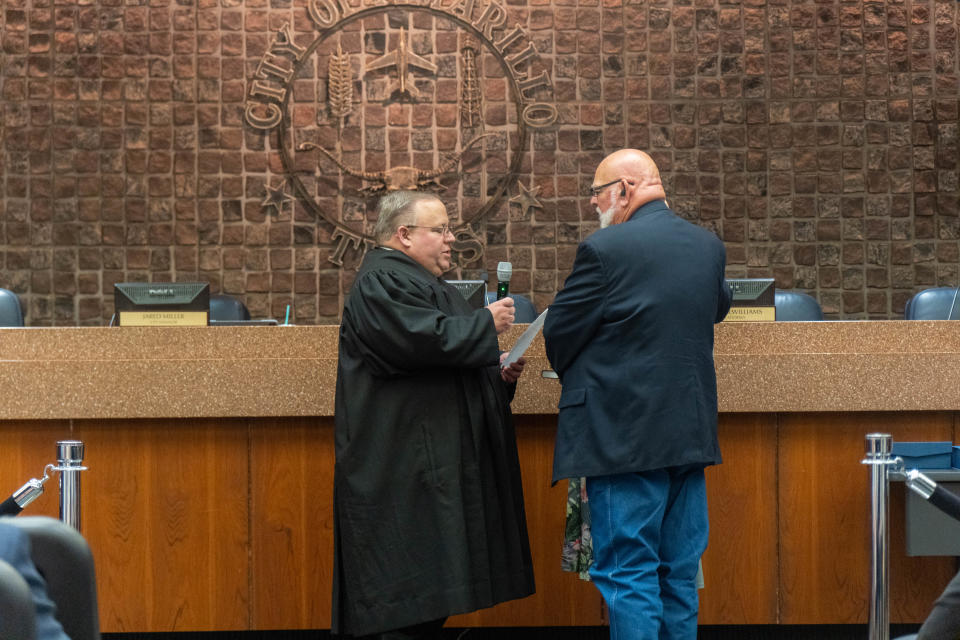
[56,440,86,531]
[862,433,897,640]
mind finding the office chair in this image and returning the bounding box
[774,290,824,321]
[209,294,251,321]
[3,517,100,640]
[0,558,37,640]
[484,292,539,323]
[0,288,25,327]
[904,287,960,320]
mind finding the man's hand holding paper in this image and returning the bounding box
[500,352,526,383]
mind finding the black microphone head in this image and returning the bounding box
[497,261,512,282]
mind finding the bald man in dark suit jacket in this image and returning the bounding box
[544,149,730,640]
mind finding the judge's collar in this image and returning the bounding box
[371,246,444,282]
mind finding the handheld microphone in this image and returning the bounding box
[496,262,512,300]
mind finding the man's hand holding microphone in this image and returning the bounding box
[487,261,515,334]
[487,296,515,334]
[486,262,526,382]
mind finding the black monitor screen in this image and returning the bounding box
[445,280,487,310]
[113,282,210,327]
[725,278,775,306]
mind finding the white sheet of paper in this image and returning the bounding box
[501,308,548,368]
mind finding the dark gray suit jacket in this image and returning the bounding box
[0,521,70,640]
[544,199,731,482]
[918,569,960,639]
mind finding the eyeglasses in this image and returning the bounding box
[589,179,621,197]
[404,224,451,237]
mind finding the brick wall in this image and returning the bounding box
[1,0,958,324]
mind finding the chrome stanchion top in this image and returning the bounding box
[56,441,85,466]
[863,433,893,462]
[56,440,87,532]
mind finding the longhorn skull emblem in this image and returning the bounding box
[298,133,497,195]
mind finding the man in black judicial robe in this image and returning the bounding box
[332,191,535,639]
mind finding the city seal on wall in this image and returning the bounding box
[244,0,558,267]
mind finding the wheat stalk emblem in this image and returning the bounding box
[327,44,353,125]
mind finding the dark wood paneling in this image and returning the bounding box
[0,420,71,521]
[700,413,779,625]
[83,418,250,632]
[778,412,956,624]
[250,417,335,630]
[6,411,959,632]
[0,419,250,632]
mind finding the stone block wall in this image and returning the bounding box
[0,0,958,324]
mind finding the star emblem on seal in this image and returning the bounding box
[509,181,544,218]
[261,181,293,215]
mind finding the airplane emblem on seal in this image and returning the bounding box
[364,27,438,100]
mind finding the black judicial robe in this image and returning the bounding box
[331,248,535,637]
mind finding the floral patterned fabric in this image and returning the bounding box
[562,477,593,580]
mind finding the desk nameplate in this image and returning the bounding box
[724,306,776,322]
[119,311,208,327]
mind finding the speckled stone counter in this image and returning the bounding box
[3,321,959,419]
[0,326,335,419]
[714,319,960,412]
[515,319,960,413]
[2,321,958,631]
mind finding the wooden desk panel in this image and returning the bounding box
[250,417,334,630]
[83,419,250,631]
[4,413,958,630]
[0,419,250,632]
[778,412,956,624]
[700,413,779,625]
[0,420,70,521]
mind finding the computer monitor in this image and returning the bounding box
[726,278,775,306]
[445,280,487,310]
[724,278,775,321]
[113,282,210,327]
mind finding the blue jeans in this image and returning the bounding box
[586,466,708,640]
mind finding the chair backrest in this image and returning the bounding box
[4,517,100,640]
[904,287,960,320]
[774,290,824,321]
[483,292,539,323]
[0,288,25,327]
[0,558,37,640]
[210,294,251,321]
